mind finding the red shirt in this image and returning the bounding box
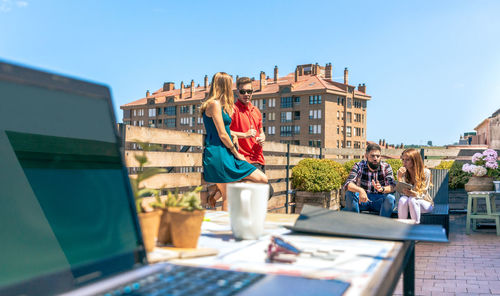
[230,100,265,165]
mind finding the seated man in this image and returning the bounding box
[343,143,396,217]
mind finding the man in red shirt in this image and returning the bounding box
[231,77,273,198]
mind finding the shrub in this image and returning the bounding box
[435,160,454,170]
[448,161,469,189]
[292,158,347,192]
[384,159,402,180]
[343,159,362,176]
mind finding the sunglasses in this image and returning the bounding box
[267,236,301,263]
[239,89,253,95]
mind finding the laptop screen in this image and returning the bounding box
[0,62,146,295]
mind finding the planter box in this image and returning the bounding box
[294,190,340,214]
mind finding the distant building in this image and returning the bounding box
[473,109,500,148]
[121,63,371,149]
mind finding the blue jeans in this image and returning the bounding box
[344,191,395,217]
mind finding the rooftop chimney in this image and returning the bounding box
[204,75,208,90]
[146,90,150,97]
[180,81,184,99]
[344,68,349,85]
[358,83,366,93]
[190,80,195,97]
[325,63,332,79]
[313,63,319,75]
[260,71,266,91]
[163,82,175,91]
[294,68,299,82]
[274,65,279,82]
[236,75,239,83]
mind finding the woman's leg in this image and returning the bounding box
[408,197,421,223]
[216,183,228,211]
[398,195,409,219]
[242,169,268,184]
[417,200,434,214]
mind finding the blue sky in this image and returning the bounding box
[1,0,499,146]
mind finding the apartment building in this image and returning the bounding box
[121,63,371,149]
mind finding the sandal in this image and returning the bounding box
[207,187,219,208]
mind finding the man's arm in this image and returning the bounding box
[344,163,368,203]
[256,127,265,146]
[230,129,256,138]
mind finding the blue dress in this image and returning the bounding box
[202,109,257,183]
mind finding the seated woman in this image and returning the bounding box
[397,148,433,224]
[200,72,268,211]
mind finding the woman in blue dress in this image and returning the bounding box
[200,72,268,210]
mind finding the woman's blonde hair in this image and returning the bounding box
[200,72,234,116]
[402,148,428,194]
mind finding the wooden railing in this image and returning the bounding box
[117,125,478,213]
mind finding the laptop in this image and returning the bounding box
[0,61,349,296]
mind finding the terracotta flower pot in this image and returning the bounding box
[464,176,494,192]
[169,210,205,248]
[138,210,163,252]
[157,207,182,245]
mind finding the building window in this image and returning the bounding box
[346,126,352,137]
[308,125,321,134]
[280,125,293,137]
[294,111,300,120]
[355,127,361,137]
[280,96,293,108]
[165,118,176,127]
[293,125,300,135]
[268,112,276,121]
[268,126,276,135]
[164,106,176,116]
[362,101,367,110]
[309,110,321,119]
[337,111,340,120]
[309,95,322,105]
[281,111,292,123]
[355,113,361,122]
[346,112,352,123]
[362,128,365,137]
[262,113,266,123]
[354,99,362,108]
[308,140,321,148]
[138,120,144,127]
[137,109,145,116]
[354,141,361,148]
[337,126,340,134]
[157,108,162,115]
[124,109,131,118]
[337,140,340,148]
[268,98,276,108]
[197,117,203,124]
[347,141,352,148]
[347,98,352,109]
[148,109,156,117]
[362,114,365,123]
[294,96,300,106]
[180,105,190,114]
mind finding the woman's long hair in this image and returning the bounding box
[402,148,427,194]
[200,72,234,116]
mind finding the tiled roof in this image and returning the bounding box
[121,70,371,108]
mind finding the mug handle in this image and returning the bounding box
[240,189,252,229]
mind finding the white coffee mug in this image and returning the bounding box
[227,183,269,240]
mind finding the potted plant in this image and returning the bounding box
[291,159,347,213]
[157,186,202,246]
[129,148,166,253]
[462,149,499,192]
[160,186,205,248]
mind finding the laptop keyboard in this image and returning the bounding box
[101,264,265,296]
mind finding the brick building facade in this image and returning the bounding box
[121,63,371,149]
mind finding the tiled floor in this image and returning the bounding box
[393,214,500,295]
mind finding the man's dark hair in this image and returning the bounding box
[237,77,252,89]
[366,143,381,153]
